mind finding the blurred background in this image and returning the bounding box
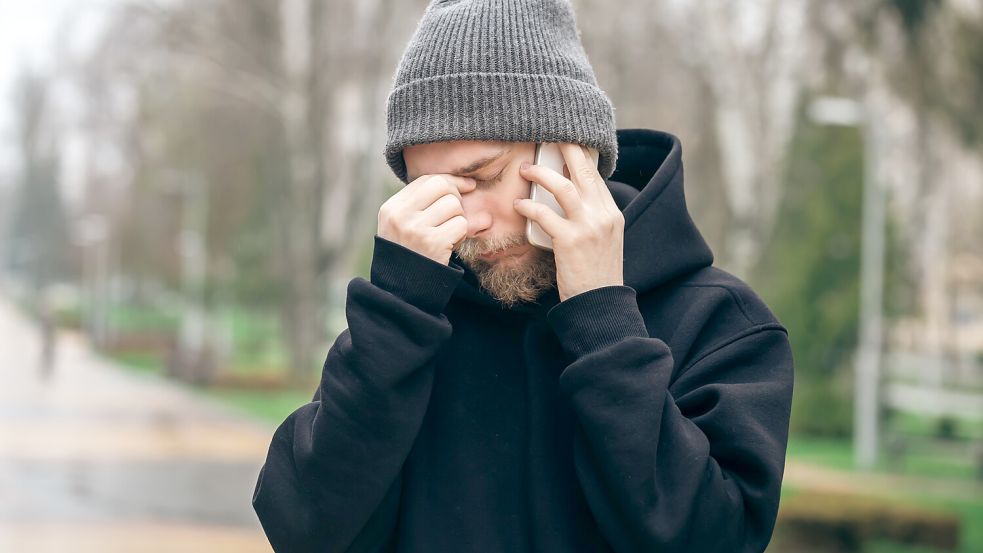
[0,0,980,551]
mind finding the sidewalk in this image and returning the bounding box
[0,296,276,552]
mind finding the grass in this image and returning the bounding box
[775,487,982,553]
[105,303,181,333]
[909,495,983,553]
[105,345,313,425]
[107,351,314,426]
[107,350,164,374]
[198,388,314,424]
[223,308,290,370]
[781,434,983,553]
[862,493,982,552]
[102,303,295,377]
[889,411,983,442]
[786,434,979,481]
[786,435,855,470]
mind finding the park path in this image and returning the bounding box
[0,295,276,552]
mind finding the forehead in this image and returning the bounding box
[404,140,512,180]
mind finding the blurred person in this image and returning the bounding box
[37,288,57,380]
[253,1,794,552]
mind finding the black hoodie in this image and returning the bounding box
[252,129,795,553]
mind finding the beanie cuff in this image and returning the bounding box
[385,71,618,183]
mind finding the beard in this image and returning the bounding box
[454,231,556,308]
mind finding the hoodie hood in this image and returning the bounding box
[449,128,714,315]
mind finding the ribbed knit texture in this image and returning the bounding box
[385,0,618,183]
[546,285,650,359]
[369,235,464,315]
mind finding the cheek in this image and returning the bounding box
[503,175,530,206]
[501,177,530,222]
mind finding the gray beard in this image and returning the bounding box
[455,233,556,308]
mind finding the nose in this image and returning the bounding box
[460,190,493,238]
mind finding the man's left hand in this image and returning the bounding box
[514,143,625,302]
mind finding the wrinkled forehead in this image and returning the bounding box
[403,140,513,181]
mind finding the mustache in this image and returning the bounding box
[455,232,528,262]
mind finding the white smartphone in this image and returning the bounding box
[525,143,601,251]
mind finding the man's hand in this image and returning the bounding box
[514,143,624,302]
[378,174,476,265]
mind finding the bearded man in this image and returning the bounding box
[253,1,795,552]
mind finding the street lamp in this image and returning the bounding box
[809,95,885,470]
[76,213,109,346]
[162,170,211,382]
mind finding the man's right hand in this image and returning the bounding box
[377,174,475,266]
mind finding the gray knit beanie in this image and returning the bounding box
[384,0,618,184]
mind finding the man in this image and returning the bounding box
[252,1,794,552]
[37,289,58,380]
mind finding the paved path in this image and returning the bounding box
[0,296,276,552]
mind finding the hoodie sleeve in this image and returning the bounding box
[252,235,464,553]
[546,285,794,553]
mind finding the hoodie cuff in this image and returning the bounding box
[370,234,464,314]
[546,285,649,360]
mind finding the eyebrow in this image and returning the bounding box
[407,145,510,182]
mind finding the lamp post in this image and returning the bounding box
[76,214,109,347]
[808,95,885,470]
[163,170,210,382]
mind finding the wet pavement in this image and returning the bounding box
[0,297,276,552]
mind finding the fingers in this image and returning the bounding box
[434,214,469,248]
[419,193,464,227]
[559,142,589,168]
[561,143,620,212]
[518,161,584,219]
[403,174,476,211]
[513,197,567,239]
[558,143,602,198]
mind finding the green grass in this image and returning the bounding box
[223,308,290,370]
[913,495,983,553]
[106,348,313,424]
[105,303,180,333]
[782,431,982,553]
[786,434,978,480]
[199,388,314,424]
[102,304,293,376]
[786,435,855,470]
[894,449,979,481]
[776,486,982,553]
[889,411,983,442]
[863,494,983,553]
[104,352,313,426]
[107,350,165,374]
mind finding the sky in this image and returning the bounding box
[0,1,116,197]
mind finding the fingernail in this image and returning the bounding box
[520,162,531,171]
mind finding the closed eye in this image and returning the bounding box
[474,169,505,187]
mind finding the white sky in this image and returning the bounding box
[0,1,116,197]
